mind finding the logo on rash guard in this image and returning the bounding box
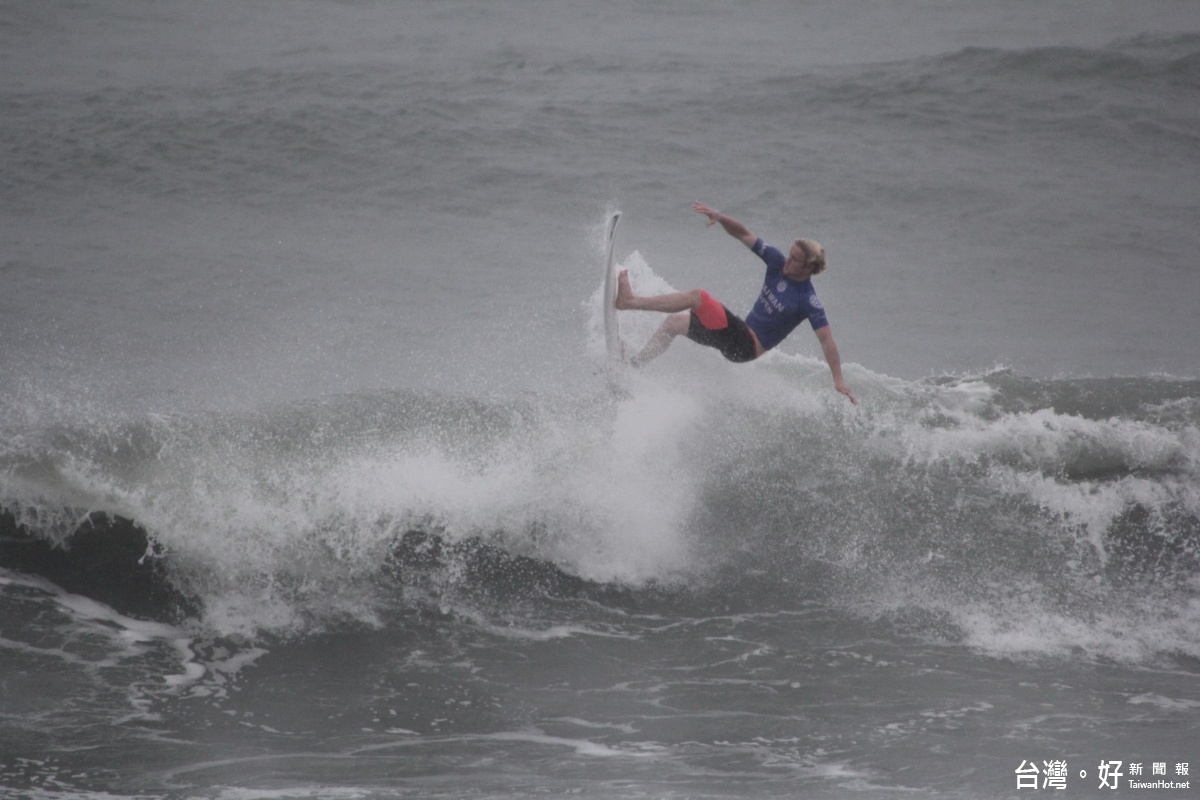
[759,285,786,314]
[777,281,788,292]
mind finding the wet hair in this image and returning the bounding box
[794,238,826,274]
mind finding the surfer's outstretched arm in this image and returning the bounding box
[693,203,757,249]
[816,326,857,404]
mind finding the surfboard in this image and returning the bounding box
[602,211,622,361]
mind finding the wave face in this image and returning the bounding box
[3,347,1197,663]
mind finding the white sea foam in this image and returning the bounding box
[482,730,659,759]
[1127,693,1200,711]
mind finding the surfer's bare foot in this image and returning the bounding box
[626,344,645,368]
[614,269,635,310]
[618,339,642,367]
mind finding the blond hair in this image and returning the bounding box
[794,238,826,274]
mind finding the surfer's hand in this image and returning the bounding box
[693,203,720,226]
[835,379,857,405]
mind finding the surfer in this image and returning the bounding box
[615,203,856,404]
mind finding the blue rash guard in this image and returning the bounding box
[743,238,829,352]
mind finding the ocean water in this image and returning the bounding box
[2,1,1199,797]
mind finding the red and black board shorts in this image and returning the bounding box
[686,290,758,364]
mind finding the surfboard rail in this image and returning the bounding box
[602,211,622,361]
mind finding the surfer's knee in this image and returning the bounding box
[630,314,689,368]
[662,313,691,336]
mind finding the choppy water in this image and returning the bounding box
[2,1,1199,797]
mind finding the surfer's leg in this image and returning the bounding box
[630,313,690,368]
[615,270,703,314]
